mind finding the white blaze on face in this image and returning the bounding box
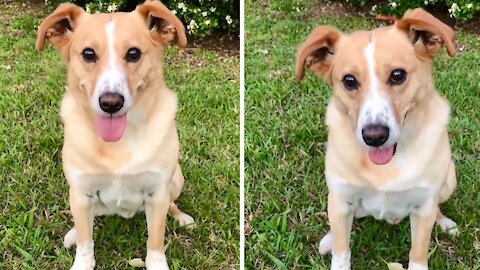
[90,20,132,116]
[90,20,133,142]
[356,40,399,148]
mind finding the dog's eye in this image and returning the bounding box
[342,74,359,91]
[125,47,142,63]
[81,48,97,63]
[389,69,407,85]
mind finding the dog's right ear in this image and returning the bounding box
[36,3,86,57]
[295,26,342,82]
[395,8,455,59]
[135,0,187,48]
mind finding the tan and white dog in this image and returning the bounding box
[36,1,193,269]
[296,9,458,270]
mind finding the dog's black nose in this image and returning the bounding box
[362,124,389,147]
[99,93,124,114]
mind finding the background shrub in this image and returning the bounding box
[342,0,480,21]
[44,0,239,37]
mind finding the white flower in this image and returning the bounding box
[177,2,187,12]
[424,0,428,5]
[371,4,377,13]
[448,3,460,17]
[202,11,208,17]
[171,9,177,15]
[466,3,473,9]
[389,1,397,8]
[210,7,216,12]
[85,4,91,13]
[226,15,233,25]
[187,19,198,32]
[205,19,210,25]
[107,3,118,13]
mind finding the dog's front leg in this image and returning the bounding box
[69,189,95,270]
[408,200,437,270]
[145,192,171,270]
[328,192,354,270]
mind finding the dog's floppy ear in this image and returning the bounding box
[395,8,455,59]
[36,3,86,56]
[136,0,187,48]
[295,26,342,82]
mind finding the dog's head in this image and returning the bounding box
[295,8,455,165]
[36,1,186,142]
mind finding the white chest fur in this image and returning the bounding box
[329,176,433,224]
[355,186,431,223]
[69,170,166,218]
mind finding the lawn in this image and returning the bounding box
[0,2,239,269]
[245,0,480,269]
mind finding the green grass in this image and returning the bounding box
[0,2,239,269]
[245,0,480,269]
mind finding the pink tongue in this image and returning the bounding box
[94,114,127,142]
[368,145,395,165]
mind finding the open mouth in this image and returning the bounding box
[94,114,127,142]
[368,143,397,165]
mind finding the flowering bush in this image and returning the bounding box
[344,0,479,20]
[44,0,239,37]
[168,0,238,37]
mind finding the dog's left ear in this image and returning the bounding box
[395,8,455,59]
[135,0,187,48]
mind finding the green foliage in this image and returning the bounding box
[269,0,304,14]
[44,0,239,37]
[344,0,480,21]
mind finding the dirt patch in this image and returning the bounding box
[310,0,358,19]
[189,31,240,58]
[1,0,45,15]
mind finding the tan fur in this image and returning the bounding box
[296,8,457,269]
[37,1,190,269]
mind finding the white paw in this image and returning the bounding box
[174,213,195,227]
[64,228,77,248]
[436,217,459,236]
[71,242,95,270]
[319,232,332,255]
[146,250,169,270]
[408,261,428,270]
[331,251,351,270]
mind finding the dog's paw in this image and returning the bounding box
[70,260,95,270]
[174,213,195,227]
[145,250,169,270]
[408,262,428,270]
[436,216,459,236]
[64,228,77,248]
[71,242,95,270]
[331,251,351,270]
[319,232,332,255]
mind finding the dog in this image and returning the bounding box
[296,8,458,270]
[36,1,193,269]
